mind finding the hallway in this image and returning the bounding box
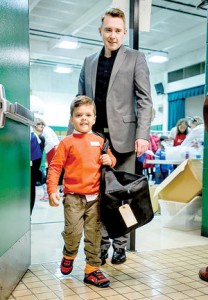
[10,187,208,300]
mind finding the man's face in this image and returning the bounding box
[99,15,127,56]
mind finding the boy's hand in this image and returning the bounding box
[100,154,112,166]
[49,192,60,207]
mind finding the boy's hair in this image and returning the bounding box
[35,117,46,126]
[70,95,96,116]
[101,8,126,28]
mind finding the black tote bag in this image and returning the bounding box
[100,136,154,239]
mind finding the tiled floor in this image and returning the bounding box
[10,187,208,299]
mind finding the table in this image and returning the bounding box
[146,159,184,165]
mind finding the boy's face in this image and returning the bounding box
[70,104,96,133]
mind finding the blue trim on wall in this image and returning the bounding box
[167,85,205,130]
[168,85,205,102]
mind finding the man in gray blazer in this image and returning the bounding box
[75,8,152,265]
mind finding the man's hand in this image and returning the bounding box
[49,192,60,207]
[135,139,149,157]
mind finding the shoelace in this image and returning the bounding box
[94,270,106,280]
[63,258,72,266]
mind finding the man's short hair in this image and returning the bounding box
[101,8,126,28]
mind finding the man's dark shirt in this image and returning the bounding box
[93,47,118,132]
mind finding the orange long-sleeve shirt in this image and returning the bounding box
[47,132,116,195]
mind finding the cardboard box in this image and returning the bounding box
[159,196,202,231]
[154,159,202,203]
[149,184,159,213]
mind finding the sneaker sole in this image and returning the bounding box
[111,257,126,264]
[84,278,110,288]
[60,268,73,275]
[60,265,73,275]
[199,272,208,282]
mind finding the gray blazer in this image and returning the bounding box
[77,45,152,153]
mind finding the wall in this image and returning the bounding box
[0,0,30,298]
[30,64,81,126]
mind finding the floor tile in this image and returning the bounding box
[10,189,208,299]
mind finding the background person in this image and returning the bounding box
[47,96,116,288]
[171,118,190,146]
[68,8,152,265]
[30,128,45,214]
[35,118,59,165]
[180,116,204,147]
[34,118,60,200]
[169,118,191,144]
[169,118,190,169]
[154,136,173,184]
[136,108,159,180]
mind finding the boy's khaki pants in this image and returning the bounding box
[62,193,102,267]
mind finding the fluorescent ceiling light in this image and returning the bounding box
[56,37,80,50]
[54,66,73,74]
[148,52,168,63]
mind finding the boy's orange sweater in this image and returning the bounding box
[47,132,116,196]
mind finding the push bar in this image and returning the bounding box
[0,84,34,128]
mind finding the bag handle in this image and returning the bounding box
[102,137,109,154]
[93,131,109,154]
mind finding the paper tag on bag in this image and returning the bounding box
[119,204,138,228]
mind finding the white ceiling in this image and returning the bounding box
[29,0,208,73]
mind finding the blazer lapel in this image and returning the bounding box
[107,45,126,95]
[91,52,100,99]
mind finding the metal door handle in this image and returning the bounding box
[0,84,34,128]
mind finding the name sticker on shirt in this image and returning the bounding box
[90,141,100,146]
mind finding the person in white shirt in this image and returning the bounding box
[180,116,204,147]
[34,118,60,200]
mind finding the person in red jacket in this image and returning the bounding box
[172,118,190,146]
[47,95,116,288]
[169,118,190,146]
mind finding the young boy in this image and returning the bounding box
[47,95,116,288]
[155,135,173,184]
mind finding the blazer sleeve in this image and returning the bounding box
[134,52,153,141]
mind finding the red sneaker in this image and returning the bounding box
[199,266,208,282]
[60,257,73,275]
[84,270,110,288]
